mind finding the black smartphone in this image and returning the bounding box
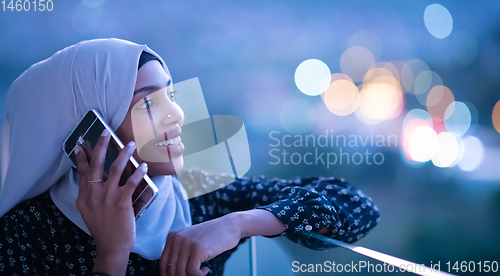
[62,109,158,220]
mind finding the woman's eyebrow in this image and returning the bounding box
[134,79,172,94]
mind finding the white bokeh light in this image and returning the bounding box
[444,101,471,136]
[458,136,484,171]
[431,132,460,168]
[401,59,430,93]
[424,4,453,39]
[408,126,438,162]
[403,109,433,130]
[295,59,331,96]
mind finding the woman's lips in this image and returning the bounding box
[139,137,185,162]
[139,126,184,162]
[153,139,185,159]
[154,136,182,147]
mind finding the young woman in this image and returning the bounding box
[0,38,380,276]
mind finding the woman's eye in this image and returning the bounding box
[138,98,154,109]
[168,90,176,102]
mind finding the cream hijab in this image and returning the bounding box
[0,38,192,260]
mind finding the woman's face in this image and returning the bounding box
[115,60,185,177]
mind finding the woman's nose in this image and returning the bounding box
[160,99,184,126]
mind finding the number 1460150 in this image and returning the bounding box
[2,0,53,11]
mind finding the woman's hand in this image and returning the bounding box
[74,129,148,274]
[159,214,242,276]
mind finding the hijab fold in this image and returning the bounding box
[0,38,192,260]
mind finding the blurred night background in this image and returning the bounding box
[1,0,500,275]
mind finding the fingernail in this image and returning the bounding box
[141,163,148,171]
[128,141,136,148]
[101,129,109,137]
[74,146,80,155]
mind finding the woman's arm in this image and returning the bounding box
[183,169,380,248]
[226,209,331,238]
[158,170,380,276]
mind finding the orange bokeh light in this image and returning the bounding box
[493,100,500,133]
[426,85,455,121]
[323,79,360,116]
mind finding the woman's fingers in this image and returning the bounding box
[80,139,93,161]
[88,129,111,181]
[106,141,136,188]
[161,232,181,276]
[176,242,191,276]
[164,240,208,276]
[74,145,90,175]
[74,145,90,198]
[119,163,148,201]
[159,237,170,276]
[200,266,210,276]
[185,250,207,276]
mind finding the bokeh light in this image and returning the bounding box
[323,79,360,116]
[363,67,397,86]
[402,118,433,161]
[359,83,402,120]
[431,132,460,167]
[354,105,382,125]
[380,62,401,82]
[432,118,446,134]
[295,59,331,96]
[340,46,376,83]
[451,30,478,65]
[444,101,471,136]
[402,109,433,161]
[415,71,443,106]
[462,101,479,135]
[424,4,453,39]
[426,85,455,121]
[401,59,430,93]
[400,145,425,168]
[449,133,465,167]
[320,73,354,102]
[492,100,500,133]
[413,70,433,96]
[408,125,438,162]
[403,109,433,130]
[279,98,316,134]
[458,136,484,171]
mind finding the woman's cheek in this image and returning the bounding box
[131,115,155,154]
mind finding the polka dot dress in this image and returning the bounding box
[0,169,379,275]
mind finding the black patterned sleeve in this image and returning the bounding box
[182,169,380,250]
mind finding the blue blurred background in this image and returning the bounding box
[1,0,500,275]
